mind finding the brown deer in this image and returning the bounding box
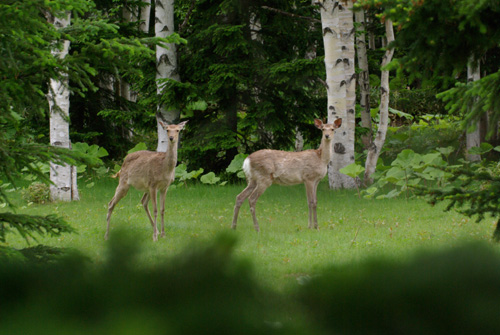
[232,118,342,232]
[106,121,188,241]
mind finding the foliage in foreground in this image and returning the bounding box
[299,242,500,335]
[0,233,307,335]
[2,234,500,335]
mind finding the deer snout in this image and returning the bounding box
[325,134,331,139]
[169,136,175,141]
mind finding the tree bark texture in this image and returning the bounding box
[364,19,395,184]
[466,59,481,162]
[321,0,356,189]
[48,12,79,201]
[155,0,180,152]
[355,9,372,148]
[140,0,152,33]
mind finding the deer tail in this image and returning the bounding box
[111,170,121,179]
[242,157,251,179]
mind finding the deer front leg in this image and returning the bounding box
[232,182,257,230]
[142,191,158,241]
[159,188,168,238]
[305,181,320,230]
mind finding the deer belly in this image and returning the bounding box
[272,171,303,185]
[127,176,150,191]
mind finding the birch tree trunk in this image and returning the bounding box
[155,0,180,152]
[320,0,356,189]
[466,59,481,162]
[355,9,372,148]
[364,19,395,184]
[48,12,79,201]
[120,2,137,103]
[140,0,152,33]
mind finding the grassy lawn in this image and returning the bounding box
[7,177,496,291]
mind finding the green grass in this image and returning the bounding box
[6,177,496,290]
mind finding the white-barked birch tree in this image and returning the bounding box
[364,18,395,184]
[155,0,180,152]
[47,11,79,201]
[319,0,356,189]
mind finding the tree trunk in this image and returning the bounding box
[155,0,180,152]
[364,19,395,185]
[140,0,152,33]
[355,9,372,148]
[466,59,481,162]
[320,0,356,189]
[48,12,79,201]
[120,2,136,103]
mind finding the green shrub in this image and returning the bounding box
[299,243,500,335]
[22,182,50,204]
[0,233,309,335]
[382,119,463,165]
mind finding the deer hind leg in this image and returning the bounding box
[232,180,257,230]
[247,180,272,232]
[305,180,320,229]
[106,182,130,240]
[142,190,159,241]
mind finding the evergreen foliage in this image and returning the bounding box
[166,0,325,172]
[416,161,500,241]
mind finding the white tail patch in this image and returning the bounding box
[242,157,251,179]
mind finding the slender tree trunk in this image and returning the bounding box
[364,19,395,184]
[48,12,79,201]
[466,59,481,161]
[155,0,180,152]
[120,2,136,103]
[321,0,356,189]
[140,0,152,33]
[355,9,372,148]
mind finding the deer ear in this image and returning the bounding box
[177,120,188,128]
[334,118,342,128]
[314,119,323,129]
[158,121,168,129]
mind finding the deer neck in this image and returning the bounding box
[163,141,178,171]
[318,137,333,165]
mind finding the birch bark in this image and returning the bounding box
[466,59,481,162]
[364,19,395,184]
[355,9,372,148]
[140,0,151,33]
[321,0,356,189]
[120,2,136,103]
[48,12,79,201]
[155,0,180,152]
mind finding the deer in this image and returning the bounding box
[231,118,342,232]
[106,121,188,241]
